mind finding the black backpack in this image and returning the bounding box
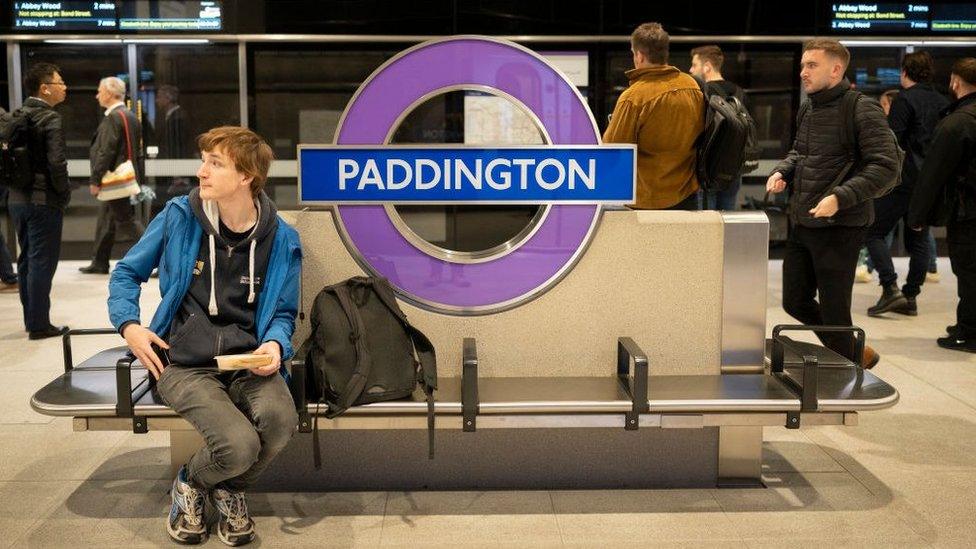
[0,108,37,191]
[796,90,905,197]
[305,276,437,465]
[694,79,761,191]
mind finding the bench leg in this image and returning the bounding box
[717,426,763,488]
[169,430,205,479]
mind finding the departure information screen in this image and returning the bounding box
[11,1,223,31]
[13,2,117,30]
[119,1,222,31]
[829,3,976,32]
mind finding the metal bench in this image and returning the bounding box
[32,324,898,488]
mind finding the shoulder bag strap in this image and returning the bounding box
[116,110,133,162]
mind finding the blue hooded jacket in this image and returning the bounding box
[108,195,303,362]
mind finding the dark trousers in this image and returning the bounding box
[782,224,867,361]
[9,204,63,332]
[91,198,145,267]
[947,220,976,338]
[701,177,741,211]
[0,226,15,284]
[156,366,299,491]
[866,186,930,298]
[664,192,701,211]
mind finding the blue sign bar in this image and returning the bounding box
[299,145,636,204]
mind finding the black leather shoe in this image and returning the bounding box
[937,336,976,353]
[28,325,69,340]
[947,324,959,336]
[892,296,918,316]
[79,264,110,275]
[867,284,908,317]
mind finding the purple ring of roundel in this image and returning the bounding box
[335,38,599,310]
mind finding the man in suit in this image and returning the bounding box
[80,76,145,274]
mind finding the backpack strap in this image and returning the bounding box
[327,284,372,417]
[840,90,862,158]
[311,284,373,469]
[364,277,439,459]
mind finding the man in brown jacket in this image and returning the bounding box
[603,22,705,210]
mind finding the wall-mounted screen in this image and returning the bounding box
[118,1,222,31]
[829,3,976,32]
[13,1,117,31]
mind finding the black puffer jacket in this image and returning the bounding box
[7,97,71,210]
[773,80,899,228]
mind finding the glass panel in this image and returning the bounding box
[19,43,127,259]
[603,44,801,159]
[136,43,241,208]
[20,44,126,158]
[391,90,544,254]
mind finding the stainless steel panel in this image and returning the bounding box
[648,374,800,412]
[718,426,763,486]
[764,337,852,366]
[30,368,150,416]
[721,212,769,374]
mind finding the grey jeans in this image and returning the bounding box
[156,365,299,491]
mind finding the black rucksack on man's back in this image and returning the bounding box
[694,79,761,191]
[305,276,438,464]
[0,108,36,191]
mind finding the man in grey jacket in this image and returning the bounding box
[81,76,145,274]
[767,39,899,368]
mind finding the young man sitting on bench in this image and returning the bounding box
[108,126,303,546]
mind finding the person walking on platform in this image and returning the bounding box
[909,58,976,353]
[689,44,745,211]
[767,40,899,368]
[0,184,18,293]
[866,52,950,317]
[603,22,704,210]
[7,63,71,339]
[109,127,301,545]
[80,77,145,275]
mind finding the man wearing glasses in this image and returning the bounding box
[7,63,71,339]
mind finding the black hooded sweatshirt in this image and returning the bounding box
[167,188,279,366]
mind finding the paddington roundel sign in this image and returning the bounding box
[298,36,636,315]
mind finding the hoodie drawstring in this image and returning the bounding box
[247,239,256,304]
[208,234,218,316]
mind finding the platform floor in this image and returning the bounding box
[0,259,973,548]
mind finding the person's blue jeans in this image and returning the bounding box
[9,203,63,331]
[0,227,16,284]
[700,177,741,211]
[927,231,938,273]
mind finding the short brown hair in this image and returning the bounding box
[691,45,724,71]
[902,51,934,83]
[197,126,274,197]
[803,39,851,69]
[952,57,976,86]
[631,22,669,65]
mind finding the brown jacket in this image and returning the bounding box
[603,66,704,209]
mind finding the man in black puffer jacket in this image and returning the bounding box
[7,63,72,340]
[768,40,899,368]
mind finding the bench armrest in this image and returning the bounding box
[291,339,312,432]
[115,351,136,417]
[62,328,120,373]
[771,324,865,369]
[462,338,478,432]
[617,337,649,429]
